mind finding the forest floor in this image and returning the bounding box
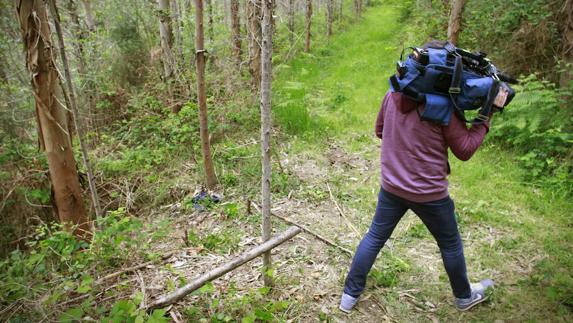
[138,3,572,322]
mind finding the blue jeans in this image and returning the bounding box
[343,188,471,299]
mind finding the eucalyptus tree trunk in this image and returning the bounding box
[447,0,466,46]
[81,0,96,32]
[158,0,177,83]
[48,0,102,220]
[326,0,334,37]
[194,0,218,189]
[247,0,262,90]
[260,0,273,288]
[15,0,91,238]
[304,0,312,52]
[288,0,295,45]
[230,0,242,69]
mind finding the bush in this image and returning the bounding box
[489,74,572,195]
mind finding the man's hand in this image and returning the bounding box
[494,87,509,107]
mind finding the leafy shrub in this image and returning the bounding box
[489,74,572,195]
[0,208,151,320]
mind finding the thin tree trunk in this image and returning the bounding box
[326,0,333,37]
[354,0,362,18]
[15,0,91,238]
[194,0,218,189]
[158,0,176,83]
[171,0,184,70]
[231,0,242,69]
[48,0,102,220]
[81,0,96,32]
[260,0,273,288]
[288,0,295,45]
[447,0,466,46]
[67,0,96,139]
[304,0,312,52]
[338,0,343,20]
[247,0,262,90]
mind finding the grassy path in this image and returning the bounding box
[274,2,573,321]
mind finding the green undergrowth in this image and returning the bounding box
[273,4,401,139]
[0,208,170,322]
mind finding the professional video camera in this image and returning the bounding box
[389,41,518,125]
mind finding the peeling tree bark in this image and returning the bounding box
[260,0,273,288]
[304,0,312,52]
[194,0,218,189]
[230,0,242,69]
[48,0,102,220]
[447,0,466,46]
[15,0,91,238]
[247,0,262,90]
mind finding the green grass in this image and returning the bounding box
[273,2,573,321]
[274,5,402,137]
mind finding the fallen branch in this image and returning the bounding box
[326,183,360,236]
[147,226,302,310]
[270,212,353,255]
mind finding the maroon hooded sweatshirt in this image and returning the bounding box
[376,91,489,203]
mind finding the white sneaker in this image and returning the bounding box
[339,293,359,313]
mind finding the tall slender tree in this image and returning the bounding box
[260,0,273,288]
[81,0,96,32]
[354,0,362,18]
[15,0,91,237]
[447,0,466,46]
[288,0,295,45]
[230,0,242,69]
[194,0,218,189]
[559,0,573,87]
[158,0,177,83]
[326,0,334,38]
[304,0,312,52]
[170,0,184,70]
[48,0,102,220]
[67,0,97,136]
[247,0,262,89]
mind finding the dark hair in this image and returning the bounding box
[421,40,448,49]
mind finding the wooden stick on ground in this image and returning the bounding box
[327,183,360,236]
[147,226,302,310]
[270,212,353,255]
